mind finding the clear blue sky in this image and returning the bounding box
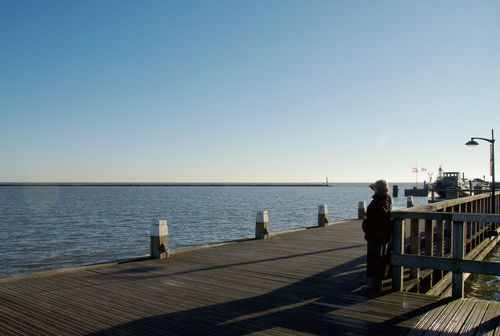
[1,1,499,183]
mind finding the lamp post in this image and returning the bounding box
[465,129,495,213]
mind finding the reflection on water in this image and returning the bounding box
[465,245,500,301]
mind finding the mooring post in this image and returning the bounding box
[407,196,414,208]
[392,185,399,197]
[151,220,169,259]
[256,210,270,239]
[358,201,366,219]
[318,204,329,227]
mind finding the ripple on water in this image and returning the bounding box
[465,245,500,301]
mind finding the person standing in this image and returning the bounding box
[362,179,393,292]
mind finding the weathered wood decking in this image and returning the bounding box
[0,220,498,335]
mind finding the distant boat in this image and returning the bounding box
[430,166,489,200]
[432,170,467,199]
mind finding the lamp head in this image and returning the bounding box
[465,139,479,146]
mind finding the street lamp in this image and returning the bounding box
[465,129,496,213]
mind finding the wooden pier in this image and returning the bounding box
[0,216,498,335]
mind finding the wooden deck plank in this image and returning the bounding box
[475,301,500,336]
[421,299,464,336]
[406,299,451,336]
[440,299,476,334]
[460,299,490,336]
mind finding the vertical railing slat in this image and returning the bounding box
[452,220,465,298]
[410,219,420,281]
[424,219,434,256]
[392,218,405,292]
[435,219,444,280]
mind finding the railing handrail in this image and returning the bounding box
[398,192,499,212]
[391,254,500,277]
[392,211,500,223]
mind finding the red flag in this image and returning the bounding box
[412,167,418,173]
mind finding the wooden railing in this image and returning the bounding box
[391,192,500,298]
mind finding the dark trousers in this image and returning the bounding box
[366,241,390,284]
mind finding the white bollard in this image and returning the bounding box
[407,196,414,208]
[151,220,169,259]
[358,201,366,219]
[318,204,329,227]
[256,210,270,239]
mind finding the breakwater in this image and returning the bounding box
[0,182,330,187]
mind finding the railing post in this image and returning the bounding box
[318,204,328,227]
[256,210,270,239]
[151,220,169,259]
[392,218,405,291]
[452,220,465,298]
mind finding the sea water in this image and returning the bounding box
[0,184,497,300]
[465,245,500,301]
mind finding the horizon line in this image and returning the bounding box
[0,181,416,186]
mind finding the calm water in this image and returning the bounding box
[0,183,418,278]
[0,184,496,300]
[465,245,500,301]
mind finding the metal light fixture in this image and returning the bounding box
[465,139,479,147]
[465,129,495,213]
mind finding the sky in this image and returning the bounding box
[1,0,499,183]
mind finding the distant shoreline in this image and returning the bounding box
[0,182,412,187]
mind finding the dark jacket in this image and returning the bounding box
[362,192,393,243]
